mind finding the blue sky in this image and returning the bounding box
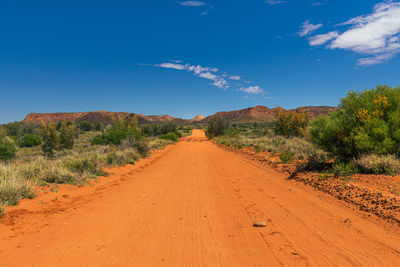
[1,0,400,123]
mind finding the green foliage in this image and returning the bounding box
[93,122,104,131]
[141,121,180,137]
[279,151,294,163]
[41,123,59,157]
[311,85,400,159]
[273,109,310,137]
[0,136,18,161]
[332,162,357,178]
[206,116,229,137]
[20,133,42,147]
[92,115,142,145]
[1,122,40,138]
[59,121,75,150]
[159,132,179,142]
[79,121,93,131]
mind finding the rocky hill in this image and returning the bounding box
[201,105,338,123]
[23,111,176,124]
[23,106,337,125]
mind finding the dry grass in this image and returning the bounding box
[354,154,400,175]
[216,129,328,162]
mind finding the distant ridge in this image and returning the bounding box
[201,105,338,123]
[23,106,338,124]
[23,111,175,124]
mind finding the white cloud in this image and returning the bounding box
[265,0,286,5]
[306,1,400,65]
[153,61,265,93]
[309,31,339,46]
[179,1,205,7]
[240,86,265,95]
[155,61,228,89]
[156,63,185,70]
[298,20,323,37]
[229,75,241,81]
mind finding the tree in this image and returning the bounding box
[0,136,17,161]
[273,109,310,137]
[206,116,229,137]
[310,85,400,159]
[41,123,59,157]
[92,115,142,145]
[59,121,75,149]
[20,133,42,147]
[79,121,93,131]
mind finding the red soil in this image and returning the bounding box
[0,130,399,266]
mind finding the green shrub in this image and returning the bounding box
[120,137,150,157]
[92,116,142,145]
[135,140,150,157]
[354,154,400,175]
[206,116,229,137]
[2,122,40,139]
[59,121,75,149]
[332,162,357,178]
[20,133,42,147]
[279,151,294,163]
[159,132,179,142]
[79,121,93,131]
[41,123,59,157]
[311,85,400,159]
[273,109,310,137]
[0,136,18,161]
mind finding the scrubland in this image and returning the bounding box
[0,117,190,214]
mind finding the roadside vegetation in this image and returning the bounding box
[213,85,400,178]
[0,116,191,209]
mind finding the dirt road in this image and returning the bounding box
[1,129,400,266]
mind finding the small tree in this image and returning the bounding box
[206,116,229,137]
[310,85,400,159]
[79,121,93,131]
[0,136,18,161]
[92,115,142,145]
[20,133,42,147]
[59,121,75,149]
[41,122,59,157]
[273,109,310,137]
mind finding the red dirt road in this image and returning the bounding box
[1,129,400,266]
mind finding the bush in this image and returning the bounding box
[41,123,59,157]
[59,121,75,149]
[120,137,150,157]
[311,85,400,159]
[141,122,180,137]
[2,122,40,138]
[92,116,142,146]
[354,154,400,175]
[0,136,18,161]
[135,140,150,157]
[332,162,357,178]
[159,132,179,142]
[273,109,310,137]
[79,121,93,131]
[206,116,229,137]
[20,133,42,147]
[279,151,294,163]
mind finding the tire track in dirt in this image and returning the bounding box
[0,130,399,266]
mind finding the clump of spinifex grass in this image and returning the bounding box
[354,154,400,175]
